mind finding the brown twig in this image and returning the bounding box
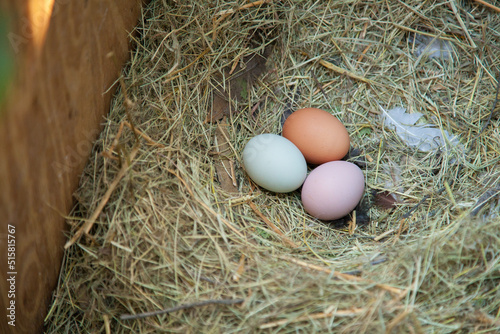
[474,0,500,13]
[123,121,166,148]
[449,2,477,47]
[119,77,139,144]
[120,298,245,320]
[386,309,411,334]
[163,48,210,84]
[374,229,396,242]
[348,210,357,235]
[215,0,273,16]
[310,71,327,97]
[65,75,155,249]
[318,57,376,86]
[301,51,377,86]
[64,143,141,249]
[102,121,165,160]
[102,121,126,160]
[232,254,246,282]
[356,44,372,68]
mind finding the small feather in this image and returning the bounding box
[379,105,461,152]
[408,33,453,60]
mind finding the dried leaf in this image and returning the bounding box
[206,46,271,122]
[214,120,238,194]
[374,190,398,210]
[210,94,230,124]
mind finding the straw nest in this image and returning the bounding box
[46,1,500,333]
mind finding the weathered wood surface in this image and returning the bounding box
[0,1,144,332]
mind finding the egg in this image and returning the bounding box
[282,107,350,165]
[242,134,307,193]
[301,161,364,220]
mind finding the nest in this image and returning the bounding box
[46,1,500,333]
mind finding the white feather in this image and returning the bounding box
[379,105,461,152]
[409,33,453,60]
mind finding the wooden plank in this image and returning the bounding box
[0,0,145,332]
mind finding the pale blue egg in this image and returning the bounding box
[242,134,307,193]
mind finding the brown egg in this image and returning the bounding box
[282,107,350,164]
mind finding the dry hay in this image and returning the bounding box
[46,0,500,333]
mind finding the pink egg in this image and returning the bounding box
[301,161,364,220]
